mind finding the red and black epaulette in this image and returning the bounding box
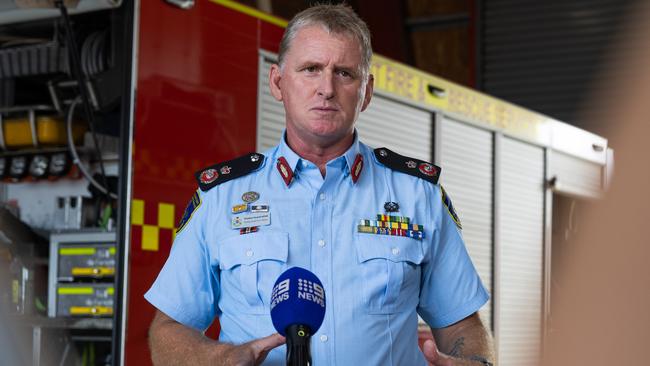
[373,147,441,184]
[195,152,264,192]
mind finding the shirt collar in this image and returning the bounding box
[342,131,362,177]
[276,130,364,186]
[278,132,304,173]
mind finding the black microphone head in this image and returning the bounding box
[270,267,326,336]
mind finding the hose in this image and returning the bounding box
[67,97,118,199]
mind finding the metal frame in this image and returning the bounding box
[256,53,268,152]
[0,0,123,25]
[542,147,553,356]
[492,132,502,362]
[0,113,5,150]
[28,109,38,148]
[474,0,484,91]
[164,0,195,9]
[114,0,139,364]
[433,112,442,166]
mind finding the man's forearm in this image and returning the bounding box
[432,313,495,365]
[149,312,233,366]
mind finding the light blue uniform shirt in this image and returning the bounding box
[145,134,488,365]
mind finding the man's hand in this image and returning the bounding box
[149,310,286,366]
[423,313,495,366]
[423,337,456,366]
[220,333,285,366]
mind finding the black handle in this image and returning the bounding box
[286,324,312,366]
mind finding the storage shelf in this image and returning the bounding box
[12,315,113,330]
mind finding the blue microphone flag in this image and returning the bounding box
[270,267,326,337]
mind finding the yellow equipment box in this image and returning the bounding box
[2,115,86,148]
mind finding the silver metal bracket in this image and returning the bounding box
[164,0,195,10]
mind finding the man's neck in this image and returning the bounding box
[285,131,354,177]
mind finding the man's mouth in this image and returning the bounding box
[311,106,339,112]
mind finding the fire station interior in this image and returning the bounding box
[0,2,131,366]
[0,1,638,366]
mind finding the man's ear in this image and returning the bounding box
[360,74,374,112]
[269,64,283,102]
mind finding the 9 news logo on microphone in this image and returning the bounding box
[270,267,326,337]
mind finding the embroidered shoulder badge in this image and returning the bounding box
[373,147,441,184]
[195,153,265,192]
[440,185,462,229]
[177,190,202,233]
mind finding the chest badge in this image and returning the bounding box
[250,205,269,213]
[384,201,399,213]
[242,191,260,203]
[232,203,248,214]
[232,192,269,232]
[231,211,271,229]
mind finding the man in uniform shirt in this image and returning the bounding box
[146,4,495,366]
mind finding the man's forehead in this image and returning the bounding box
[294,24,354,41]
[286,26,362,65]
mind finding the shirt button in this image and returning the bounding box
[320,334,328,342]
[319,193,326,201]
[391,247,400,255]
[318,240,325,247]
[246,249,253,257]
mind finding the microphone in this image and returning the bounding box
[270,267,326,366]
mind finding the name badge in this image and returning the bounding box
[231,212,271,229]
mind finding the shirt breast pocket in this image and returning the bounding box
[219,231,289,314]
[356,234,424,314]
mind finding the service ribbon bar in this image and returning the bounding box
[359,219,423,231]
[376,214,410,223]
[357,225,425,239]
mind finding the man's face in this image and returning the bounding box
[269,25,373,147]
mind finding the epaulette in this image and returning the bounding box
[195,152,264,192]
[374,147,441,184]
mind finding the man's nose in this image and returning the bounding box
[317,71,335,99]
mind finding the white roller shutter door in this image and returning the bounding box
[439,117,494,331]
[257,56,433,159]
[355,97,432,161]
[496,137,544,366]
[257,57,285,151]
[549,150,603,198]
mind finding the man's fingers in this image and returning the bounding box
[248,333,285,365]
[422,339,454,366]
[423,339,438,362]
[250,333,286,354]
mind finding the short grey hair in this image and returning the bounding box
[278,4,373,80]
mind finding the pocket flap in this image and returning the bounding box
[219,231,289,270]
[356,234,424,264]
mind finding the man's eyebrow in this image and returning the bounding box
[334,65,356,73]
[295,60,324,69]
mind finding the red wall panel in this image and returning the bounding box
[125,1,284,363]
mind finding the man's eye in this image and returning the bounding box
[304,66,317,73]
[338,70,352,78]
